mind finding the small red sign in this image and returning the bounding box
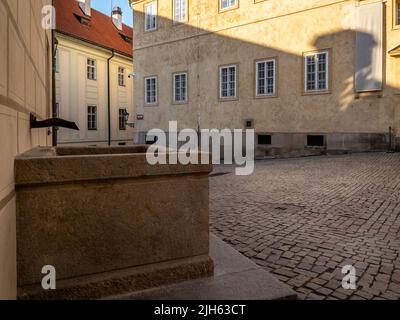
[137,114,144,120]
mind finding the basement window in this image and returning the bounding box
[307,135,325,147]
[244,119,253,129]
[258,135,272,145]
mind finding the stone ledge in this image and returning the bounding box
[18,255,214,300]
[109,235,297,300]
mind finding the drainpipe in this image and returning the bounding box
[51,0,57,147]
[107,50,115,146]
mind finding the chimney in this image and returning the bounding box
[112,6,123,31]
[77,0,91,17]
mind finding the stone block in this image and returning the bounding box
[15,146,214,299]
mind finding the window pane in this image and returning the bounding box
[221,0,236,9]
[317,53,327,90]
[266,61,275,94]
[397,1,400,25]
[145,2,157,30]
[257,62,265,95]
[221,68,228,97]
[229,67,236,97]
[306,56,316,91]
[174,0,187,22]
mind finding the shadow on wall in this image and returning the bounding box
[131,11,399,155]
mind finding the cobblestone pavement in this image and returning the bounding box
[210,153,400,300]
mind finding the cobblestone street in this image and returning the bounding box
[210,153,400,300]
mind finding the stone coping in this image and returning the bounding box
[15,146,212,186]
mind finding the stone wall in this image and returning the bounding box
[131,0,400,154]
[0,0,52,299]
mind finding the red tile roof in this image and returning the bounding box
[55,0,133,58]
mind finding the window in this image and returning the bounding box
[396,0,400,25]
[119,108,127,130]
[307,135,325,147]
[220,0,238,11]
[145,76,157,105]
[145,1,157,31]
[118,67,125,86]
[87,58,96,80]
[173,72,187,103]
[87,106,97,130]
[173,0,187,23]
[258,135,272,145]
[245,119,253,129]
[256,59,276,96]
[304,51,329,92]
[219,65,237,99]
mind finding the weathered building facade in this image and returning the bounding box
[55,0,134,146]
[131,0,400,156]
[0,0,52,299]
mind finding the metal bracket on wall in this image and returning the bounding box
[30,113,79,131]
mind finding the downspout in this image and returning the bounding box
[51,0,57,146]
[107,50,115,146]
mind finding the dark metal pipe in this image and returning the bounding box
[107,50,115,146]
[51,0,57,146]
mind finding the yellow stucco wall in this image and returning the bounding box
[55,35,134,145]
[131,0,400,144]
[0,0,52,299]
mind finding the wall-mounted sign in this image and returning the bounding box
[137,114,144,120]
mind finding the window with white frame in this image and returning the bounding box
[118,67,125,86]
[219,65,237,99]
[145,1,157,31]
[173,72,187,103]
[87,58,96,80]
[256,59,276,96]
[220,0,237,10]
[173,0,188,22]
[304,51,329,92]
[119,108,127,130]
[145,76,157,105]
[87,106,97,130]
